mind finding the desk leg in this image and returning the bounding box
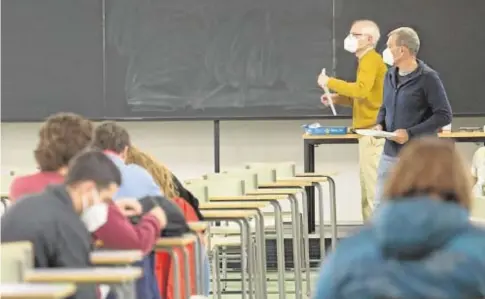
[182,246,191,298]
[112,282,136,299]
[304,139,316,233]
[168,249,181,299]
[269,200,286,299]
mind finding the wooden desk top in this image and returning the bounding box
[209,195,288,201]
[246,188,302,195]
[155,234,197,248]
[295,172,336,178]
[201,209,257,219]
[200,201,269,209]
[303,131,485,140]
[188,221,209,232]
[280,177,329,183]
[259,180,313,187]
[90,250,143,265]
[24,267,142,284]
[0,283,76,299]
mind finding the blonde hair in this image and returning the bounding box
[125,146,179,199]
[383,137,473,209]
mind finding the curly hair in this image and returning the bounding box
[34,113,94,172]
[125,146,179,199]
[92,121,131,154]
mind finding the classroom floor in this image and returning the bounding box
[210,270,319,298]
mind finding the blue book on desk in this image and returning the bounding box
[303,125,348,135]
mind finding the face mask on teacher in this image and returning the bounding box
[382,48,394,66]
[344,35,358,53]
[81,189,109,233]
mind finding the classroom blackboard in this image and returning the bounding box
[2,0,484,121]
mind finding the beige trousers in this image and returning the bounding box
[358,135,385,221]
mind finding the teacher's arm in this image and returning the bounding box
[326,55,379,101]
[407,71,452,137]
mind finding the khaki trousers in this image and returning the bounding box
[358,135,384,221]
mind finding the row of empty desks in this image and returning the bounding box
[303,131,485,233]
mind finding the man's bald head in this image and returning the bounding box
[351,20,381,48]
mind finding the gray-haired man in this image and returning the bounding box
[374,27,452,202]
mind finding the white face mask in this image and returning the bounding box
[81,190,109,233]
[382,48,394,66]
[343,35,358,53]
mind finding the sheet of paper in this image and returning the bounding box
[355,129,397,138]
[321,68,337,116]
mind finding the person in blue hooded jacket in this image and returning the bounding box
[313,137,485,299]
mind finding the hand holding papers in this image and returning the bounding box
[355,129,397,139]
[319,68,337,116]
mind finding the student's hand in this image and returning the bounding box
[391,129,409,144]
[149,206,167,229]
[115,199,142,217]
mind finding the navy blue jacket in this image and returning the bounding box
[376,60,452,157]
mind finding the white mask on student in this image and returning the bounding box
[382,48,394,66]
[343,35,358,53]
[81,190,109,233]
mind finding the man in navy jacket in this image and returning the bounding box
[374,27,452,203]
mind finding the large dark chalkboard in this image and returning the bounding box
[104,0,340,119]
[2,0,484,121]
[1,0,104,121]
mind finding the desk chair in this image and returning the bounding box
[0,242,33,283]
[471,196,485,219]
[155,235,197,299]
[204,169,293,299]
[185,178,265,299]
[0,283,76,299]
[201,209,259,299]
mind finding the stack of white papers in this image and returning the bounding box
[355,129,397,138]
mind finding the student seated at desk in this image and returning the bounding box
[471,146,485,197]
[125,145,211,297]
[93,122,167,299]
[313,138,485,299]
[1,149,122,299]
[8,113,165,254]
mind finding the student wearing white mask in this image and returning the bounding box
[317,20,387,220]
[374,27,452,203]
[1,149,121,299]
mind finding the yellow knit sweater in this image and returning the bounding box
[327,49,387,129]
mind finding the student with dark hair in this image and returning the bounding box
[93,121,162,198]
[8,112,166,255]
[2,150,121,299]
[93,121,166,299]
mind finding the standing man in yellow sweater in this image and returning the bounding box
[317,20,387,220]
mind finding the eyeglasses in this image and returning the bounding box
[349,33,369,38]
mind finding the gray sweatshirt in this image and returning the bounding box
[1,184,97,299]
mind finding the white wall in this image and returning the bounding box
[1,117,483,223]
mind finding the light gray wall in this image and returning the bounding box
[1,117,483,223]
